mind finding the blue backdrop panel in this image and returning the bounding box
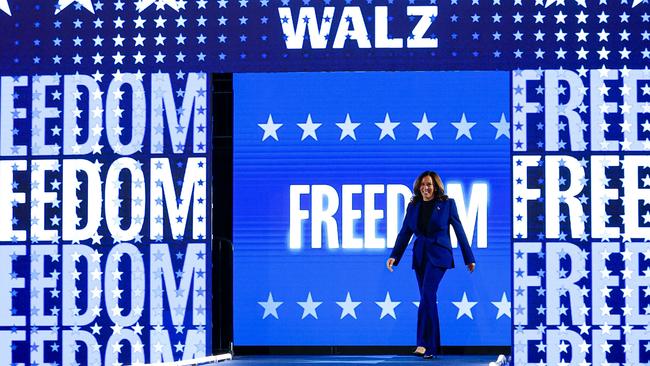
[233,71,512,346]
[511,68,650,365]
[0,72,211,365]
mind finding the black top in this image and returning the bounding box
[418,200,435,234]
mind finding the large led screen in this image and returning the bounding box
[233,72,511,346]
[0,73,211,365]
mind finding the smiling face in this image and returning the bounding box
[420,175,435,201]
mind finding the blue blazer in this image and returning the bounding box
[389,198,475,269]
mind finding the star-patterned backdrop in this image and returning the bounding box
[0,71,211,365]
[1,0,213,361]
[0,0,648,364]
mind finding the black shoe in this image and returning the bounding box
[423,354,438,360]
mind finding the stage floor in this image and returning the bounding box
[215,355,496,365]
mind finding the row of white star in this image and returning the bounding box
[2,0,645,17]
[0,0,187,15]
[257,291,511,320]
[257,113,510,141]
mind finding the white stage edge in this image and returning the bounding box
[142,353,233,366]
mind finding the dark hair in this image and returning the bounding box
[411,171,448,203]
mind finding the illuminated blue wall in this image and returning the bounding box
[233,71,512,346]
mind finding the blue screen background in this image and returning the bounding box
[233,71,512,346]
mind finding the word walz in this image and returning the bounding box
[279,6,438,49]
[289,183,488,250]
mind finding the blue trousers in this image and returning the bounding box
[414,259,447,354]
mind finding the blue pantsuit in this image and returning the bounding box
[389,198,475,355]
[415,259,446,353]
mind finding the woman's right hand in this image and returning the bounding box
[386,258,396,272]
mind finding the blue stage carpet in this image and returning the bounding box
[215,355,495,365]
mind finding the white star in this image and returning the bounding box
[597,46,610,60]
[154,15,166,27]
[55,0,94,14]
[153,51,165,63]
[154,33,166,45]
[621,325,634,336]
[296,114,321,141]
[597,29,609,42]
[576,65,587,77]
[452,292,478,319]
[133,33,146,46]
[258,114,282,141]
[336,113,360,141]
[174,341,185,353]
[375,113,400,140]
[577,340,590,354]
[133,51,146,64]
[451,113,477,140]
[576,29,588,42]
[92,52,104,65]
[297,292,322,319]
[112,340,124,354]
[113,35,125,48]
[576,47,589,59]
[619,29,631,41]
[491,292,511,319]
[620,84,631,96]
[258,292,282,319]
[91,142,103,154]
[125,321,141,337]
[600,303,613,316]
[642,174,650,187]
[597,10,609,23]
[134,16,146,28]
[376,292,400,319]
[641,84,650,95]
[135,0,180,12]
[0,0,10,15]
[620,102,632,114]
[621,268,633,279]
[600,341,612,354]
[336,292,361,319]
[490,113,510,139]
[621,248,634,261]
[412,113,437,140]
[620,138,632,151]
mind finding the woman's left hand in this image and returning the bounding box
[467,263,475,273]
